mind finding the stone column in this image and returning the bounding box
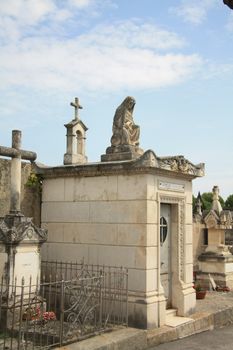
[10,130,22,214]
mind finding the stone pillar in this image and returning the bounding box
[10,130,22,214]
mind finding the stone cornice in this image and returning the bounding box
[35,150,205,180]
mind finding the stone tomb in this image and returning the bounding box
[37,97,204,329]
[197,186,233,289]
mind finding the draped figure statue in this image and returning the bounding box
[110,96,140,147]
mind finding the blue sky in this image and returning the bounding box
[0,0,233,199]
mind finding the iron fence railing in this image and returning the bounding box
[0,261,128,350]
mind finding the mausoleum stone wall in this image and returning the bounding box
[193,222,206,271]
[0,158,41,226]
[40,165,195,328]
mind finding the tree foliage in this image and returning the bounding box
[201,192,225,210]
[225,195,233,210]
[193,192,225,212]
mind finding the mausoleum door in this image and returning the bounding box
[160,203,171,308]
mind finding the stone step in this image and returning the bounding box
[165,315,194,328]
[166,308,177,317]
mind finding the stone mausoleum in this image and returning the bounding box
[194,186,233,289]
[37,97,204,329]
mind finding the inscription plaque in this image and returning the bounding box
[159,181,185,192]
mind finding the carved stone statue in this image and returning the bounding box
[212,185,223,215]
[110,96,140,147]
[101,96,144,162]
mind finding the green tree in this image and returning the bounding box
[192,194,199,214]
[201,192,225,211]
[225,195,233,210]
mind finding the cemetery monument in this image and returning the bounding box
[0,130,47,296]
[37,96,205,328]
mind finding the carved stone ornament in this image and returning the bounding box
[219,211,233,229]
[157,155,204,176]
[133,150,205,177]
[0,215,47,244]
[204,210,219,229]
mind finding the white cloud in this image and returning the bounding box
[0,1,203,95]
[68,0,93,8]
[78,22,186,50]
[0,0,55,24]
[170,0,217,25]
[0,0,115,42]
[0,20,202,94]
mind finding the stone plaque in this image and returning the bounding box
[159,181,185,192]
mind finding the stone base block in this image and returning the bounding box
[101,152,139,162]
[172,285,196,317]
[63,153,87,165]
[197,271,233,289]
[127,293,166,329]
[101,145,144,162]
[128,300,158,329]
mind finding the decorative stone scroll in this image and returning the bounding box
[157,155,204,176]
[0,216,47,245]
[133,150,205,177]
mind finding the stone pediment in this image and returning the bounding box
[133,150,158,167]
[133,150,205,177]
[0,215,47,244]
[64,119,88,131]
[204,210,219,228]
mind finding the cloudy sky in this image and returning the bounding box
[0,0,233,198]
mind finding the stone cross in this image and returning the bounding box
[0,130,37,214]
[70,97,83,121]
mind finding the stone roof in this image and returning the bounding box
[35,149,205,180]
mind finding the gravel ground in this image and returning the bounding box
[195,291,233,314]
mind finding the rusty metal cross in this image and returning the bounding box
[0,130,37,214]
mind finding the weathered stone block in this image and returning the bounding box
[117,224,147,246]
[89,201,147,224]
[117,174,147,200]
[41,202,90,223]
[74,176,118,201]
[42,178,65,202]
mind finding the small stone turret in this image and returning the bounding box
[64,97,88,165]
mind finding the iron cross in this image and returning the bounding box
[70,97,83,121]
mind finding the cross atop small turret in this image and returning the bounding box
[70,97,83,121]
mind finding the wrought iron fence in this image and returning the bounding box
[0,261,128,349]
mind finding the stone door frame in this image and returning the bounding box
[160,203,172,307]
[157,193,185,321]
